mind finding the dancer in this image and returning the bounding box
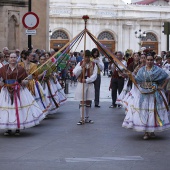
[122,53,147,110]
[19,51,51,116]
[0,53,45,136]
[44,54,67,106]
[37,55,60,114]
[73,50,97,125]
[122,54,170,139]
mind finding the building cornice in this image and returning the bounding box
[0,0,28,7]
[50,5,170,21]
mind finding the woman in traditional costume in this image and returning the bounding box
[0,53,45,136]
[122,54,170,139]
[162,54,170,104]
[37,55,60,114]
[116,52,140,106]
[19,51,51,116]
[122,54,146,109]
[45,53,67,106]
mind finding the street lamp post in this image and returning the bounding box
[49,29,52,50]
[135,29,146,49]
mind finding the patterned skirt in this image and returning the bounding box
[122,87,170,132]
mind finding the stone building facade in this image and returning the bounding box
[0,0,49,51]
[32,0,49,51]
[49,0,170,54]
[0,0,28,51]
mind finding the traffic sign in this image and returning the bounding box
[22,12,39,30]
[25,29,36,35]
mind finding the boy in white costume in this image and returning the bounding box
[73,50,97,125]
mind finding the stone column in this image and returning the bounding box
[117,20,123,51]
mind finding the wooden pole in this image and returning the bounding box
[82,31,87,124]
[81,16,89,124]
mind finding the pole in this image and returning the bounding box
[81,24,87,124]
[167,34,169,51]
[167,22,169,51]
[28,0,32,51]
[81,16,89,124]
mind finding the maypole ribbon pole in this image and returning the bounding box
[82,15,89,124]
[24,29,85,80]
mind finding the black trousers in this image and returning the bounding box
[104,62,109,75]
[111,77,124,106]
[94,74,101,105]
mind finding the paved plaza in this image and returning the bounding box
[0,75,170,170]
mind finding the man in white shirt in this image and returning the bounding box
[73,50,97,125]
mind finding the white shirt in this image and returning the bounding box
[0,63,3,68]
[93,57,104,71]
[163,63,170,78]
[73,62,97,83]
[111,59,127,72]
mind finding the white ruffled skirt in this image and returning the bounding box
[53,79,67,105]
[0,86,45,130]
[122,88,170,132]
[41,80,60,114]
[116,79,130,106]
[122,84,136,110]
[33,80,52,116]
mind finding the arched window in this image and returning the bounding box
[8,15,17,50]
[142,32,157,41]
[97,31,114,40]
[51,30,69,39]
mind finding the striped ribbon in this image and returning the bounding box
[35,81,46,109]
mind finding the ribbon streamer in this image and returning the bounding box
[14,83,20,129]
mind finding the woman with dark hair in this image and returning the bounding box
[91,48,104,107]
[20,50,27,62]
[122,54,170,139]
[19,51,51,116]
[44,53,67,106]
[44,52,51,60]
[116,52,140,106]
[37,55,61,114]
[120,53,147,111]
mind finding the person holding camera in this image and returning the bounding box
[91,48,104,107]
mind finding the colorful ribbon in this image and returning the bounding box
[35,81,46,109]
[14,83,20,129]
